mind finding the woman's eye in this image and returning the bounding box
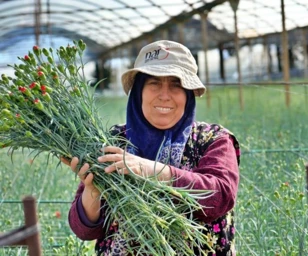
[171,82,181,88]
[146,80,159,86]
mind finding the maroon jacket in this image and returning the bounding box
[68,134,239,240]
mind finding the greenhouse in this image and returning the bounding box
[0,0,307,255]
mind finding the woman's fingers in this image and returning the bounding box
[70,157,79,171]
[99,146,145,176]
[116,167,130,175]
[98,146,129,164]
[69,157,90,180]
[103,146,124,154]
[84,172,94,182]
[61,156,97,184]
[104,161,120,173]
[76,163,90,181]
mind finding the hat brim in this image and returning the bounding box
[121,65,206,97]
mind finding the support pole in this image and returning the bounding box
[177,22,185,44]
[302,28,308,79]
[34,0,41,46]
[248,38,253,80]
[23,196,42,256]
[0,196,42,256]
[262,36,268,78]
[229,0,243,110]
[162,29,168,40]
[218,43,226,82]
[200,11,211,107]
[305,164,308,202]
[281,0,290,107]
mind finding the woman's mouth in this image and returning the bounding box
[155,106,172,113]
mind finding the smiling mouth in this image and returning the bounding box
[155,107,172,113]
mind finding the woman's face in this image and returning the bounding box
[142,76,187,129]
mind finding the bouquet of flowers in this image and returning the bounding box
[0,40,213,255]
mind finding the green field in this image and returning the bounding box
[1,84,307,255]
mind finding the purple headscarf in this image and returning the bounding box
[126,72,196,167]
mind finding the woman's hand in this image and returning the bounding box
[60,156,101,222]
[98,146,172,182]
[60,156,100,196]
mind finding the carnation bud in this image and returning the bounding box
[30,71,38,79]
[37,71,46,80]
[57,64,65,74]
[15,114,25,124]
[17,95,25,102]
[68,65,76,75]
[71,46,77,56]
[15,79,24,85]
[51,71,58,77]
[47,56,54,64]
[42,48,50,57]
[18,86,27,93]
[1,74,10,84]
[24,55,31,62]
[29,82,39,90]
[31,57,37,66]
[78,39,86,51]
[19,86,33,97]
[28,52,34,59]
[40,85,46,92]
[33,45,41,56]
[52,76,60,85]
[59,47,66,59]
[41,85,53,93]
[14,71,23,78]
[0,124,10,132]
[38,66,47,74]
[1,109,12,118]
[66,45,72,55]
[33,98,44,110]
[18,64,29,72]
[45,63,52,73]
[42,92,52,102]
[72,87,81,96]
[25,131,33,137]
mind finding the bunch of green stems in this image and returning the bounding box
[0,40,214,255]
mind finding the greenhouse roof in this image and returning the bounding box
[0,0,307,66]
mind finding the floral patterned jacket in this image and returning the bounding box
[68,121,240,256]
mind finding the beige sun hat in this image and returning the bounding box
[121,40,206,97]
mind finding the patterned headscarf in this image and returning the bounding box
[126,72,196,167]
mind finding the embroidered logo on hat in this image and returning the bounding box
[144,47,170,63]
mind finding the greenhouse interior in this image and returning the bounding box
[0,0,307,255]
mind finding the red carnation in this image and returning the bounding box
[37,71,44,77]
[18,86,27,93]
[29,82,37,89]
[55,211,61,219]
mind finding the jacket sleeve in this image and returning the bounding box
[68,182,106,240]
[170,134,239,223]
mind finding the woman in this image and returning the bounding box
[63,40,240,255]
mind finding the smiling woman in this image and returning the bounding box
[142,76,187,129]
[63,40,241,256]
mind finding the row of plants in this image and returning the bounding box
[0,81,307,254]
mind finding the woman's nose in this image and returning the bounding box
[158,83,171,100]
